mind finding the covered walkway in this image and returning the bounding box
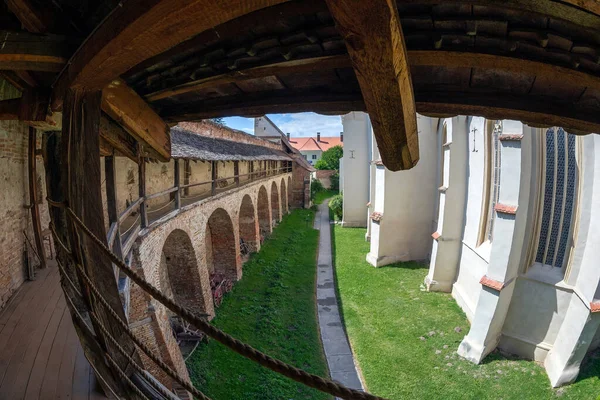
[0,261,104,399]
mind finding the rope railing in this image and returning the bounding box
[51,200,386,400]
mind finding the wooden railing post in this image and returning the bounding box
[183,159,190,196]
[211,160,217,196]
[105,155,123,259]
[234,161,240,187]
[28,127,46,269]
[174,159,181,209]
[138,157,148,228]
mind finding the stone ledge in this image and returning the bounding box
[480,275,505,291]
[370,211,383,222]
[438,185,448,193]
[432,231,440,241]
[591,301,600,313]
[494,203,518,215]
[499,134,524,141]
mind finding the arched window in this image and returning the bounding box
[534,127,578,270]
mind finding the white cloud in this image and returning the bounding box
[273,113,342,138]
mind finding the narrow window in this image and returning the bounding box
[312,154,317,160]
[534,128,577,269]
[478,120,502,245]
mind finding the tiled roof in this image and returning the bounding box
[289,136,343,152]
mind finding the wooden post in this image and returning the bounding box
[211,160,217,196]
[183,159,190,196]
[56,88,142,395]
[28,127,46,269]
[234,160,240,187]
[174,159,181,209]
[138,157,148,228]
[105,156,123,259]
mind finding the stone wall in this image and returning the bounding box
[0,79,51,310]
[177,120,283,151]
[314,169,336,189]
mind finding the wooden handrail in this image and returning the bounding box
[145,186,178,201]
[118,197,143,224]
[107,221,118,247]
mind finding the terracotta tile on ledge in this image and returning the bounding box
[480,275,504,291]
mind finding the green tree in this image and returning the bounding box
[314,145,343,170]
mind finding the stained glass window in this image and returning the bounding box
[535,128,577,268]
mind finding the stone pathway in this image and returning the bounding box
[315,201,364,395]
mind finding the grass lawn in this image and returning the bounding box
[187,209,330,400]
[313,189,337,205]
[332,226,600,400]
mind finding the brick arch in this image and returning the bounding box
[257,185,271,239]
[160,229,209,316]
[205,208,237,280]
[271,181,280,223]
[239,194,258,254]
[281,177,288,214]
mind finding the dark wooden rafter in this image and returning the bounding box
[27,126,46,268]
[52,0,288,102]
[4,0,54,33]
[0,30,70,72]
[101,79,170,162]
[326,0,418,171]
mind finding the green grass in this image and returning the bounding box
[332,226,600,400]
[187,209,330,400]
[313,189,337,205]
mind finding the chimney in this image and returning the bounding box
[340,131,343,143]
[317,132,321,142]
[287,132,290,140]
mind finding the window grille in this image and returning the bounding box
[535,127,577,268]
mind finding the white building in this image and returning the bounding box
[340,112,600,388]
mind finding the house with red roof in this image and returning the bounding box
[254,116,343,166]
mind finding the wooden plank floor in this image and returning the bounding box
[0,261,106,399]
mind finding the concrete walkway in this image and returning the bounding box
[315,201,364,394]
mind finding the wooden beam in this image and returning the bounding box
[60,88,142,393]
[234,160,240,187]
[5,0,54,33]
[0,98,21,119]
[146,54,352,102]
[326,0,418,171]
[52,0,288,102]
[27,127,46,268]
[101,79,170,162]
[138,158,148,228]
[173,159,181,209]
[105,156,124,259]
[99,115,138,162]
[0,30,69,71]
[211,160,217,196]
[163,92,366,122]
[415,91,600,135]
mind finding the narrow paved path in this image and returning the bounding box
[315,201,364,395]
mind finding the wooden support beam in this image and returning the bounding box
[0,30,69,71]
[326,0,418,171]
[138,157,148,228]
[58,88,142,394]
[27,127,46,268]
[101,79,171,162]
[183,159,190,196]
[104,156,124,259]
[234,161,240,187]
[211,161,217,196]
[0,98,21,120]
[52,0,287,100]
[173,159,181,209]
[99,115,138,162]
[5,0,54,33]
[145,54,352,102]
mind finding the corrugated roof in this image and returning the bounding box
[171,127,292,161]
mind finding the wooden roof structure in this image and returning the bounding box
[3,0,600,171]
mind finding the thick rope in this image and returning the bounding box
[64,206,385,400]
[63,260,212,400]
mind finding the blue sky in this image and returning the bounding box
[223,112,343,138]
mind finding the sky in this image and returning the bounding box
[223,112,343,138]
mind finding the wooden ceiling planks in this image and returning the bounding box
[0,30,70,72]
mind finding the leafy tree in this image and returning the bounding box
[315,145,343,170]
[328,194,343,220]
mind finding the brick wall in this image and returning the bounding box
[177,120,283,151]
[315,169,337,189]
[0,79,51,310]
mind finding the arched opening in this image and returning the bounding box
[160,229,208,316]
[239,195,258,257]
[205,208,238,305]
[288,176,292,209]
[281,178,288,214]
[257,185,271,241]
[271,181,280,224]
